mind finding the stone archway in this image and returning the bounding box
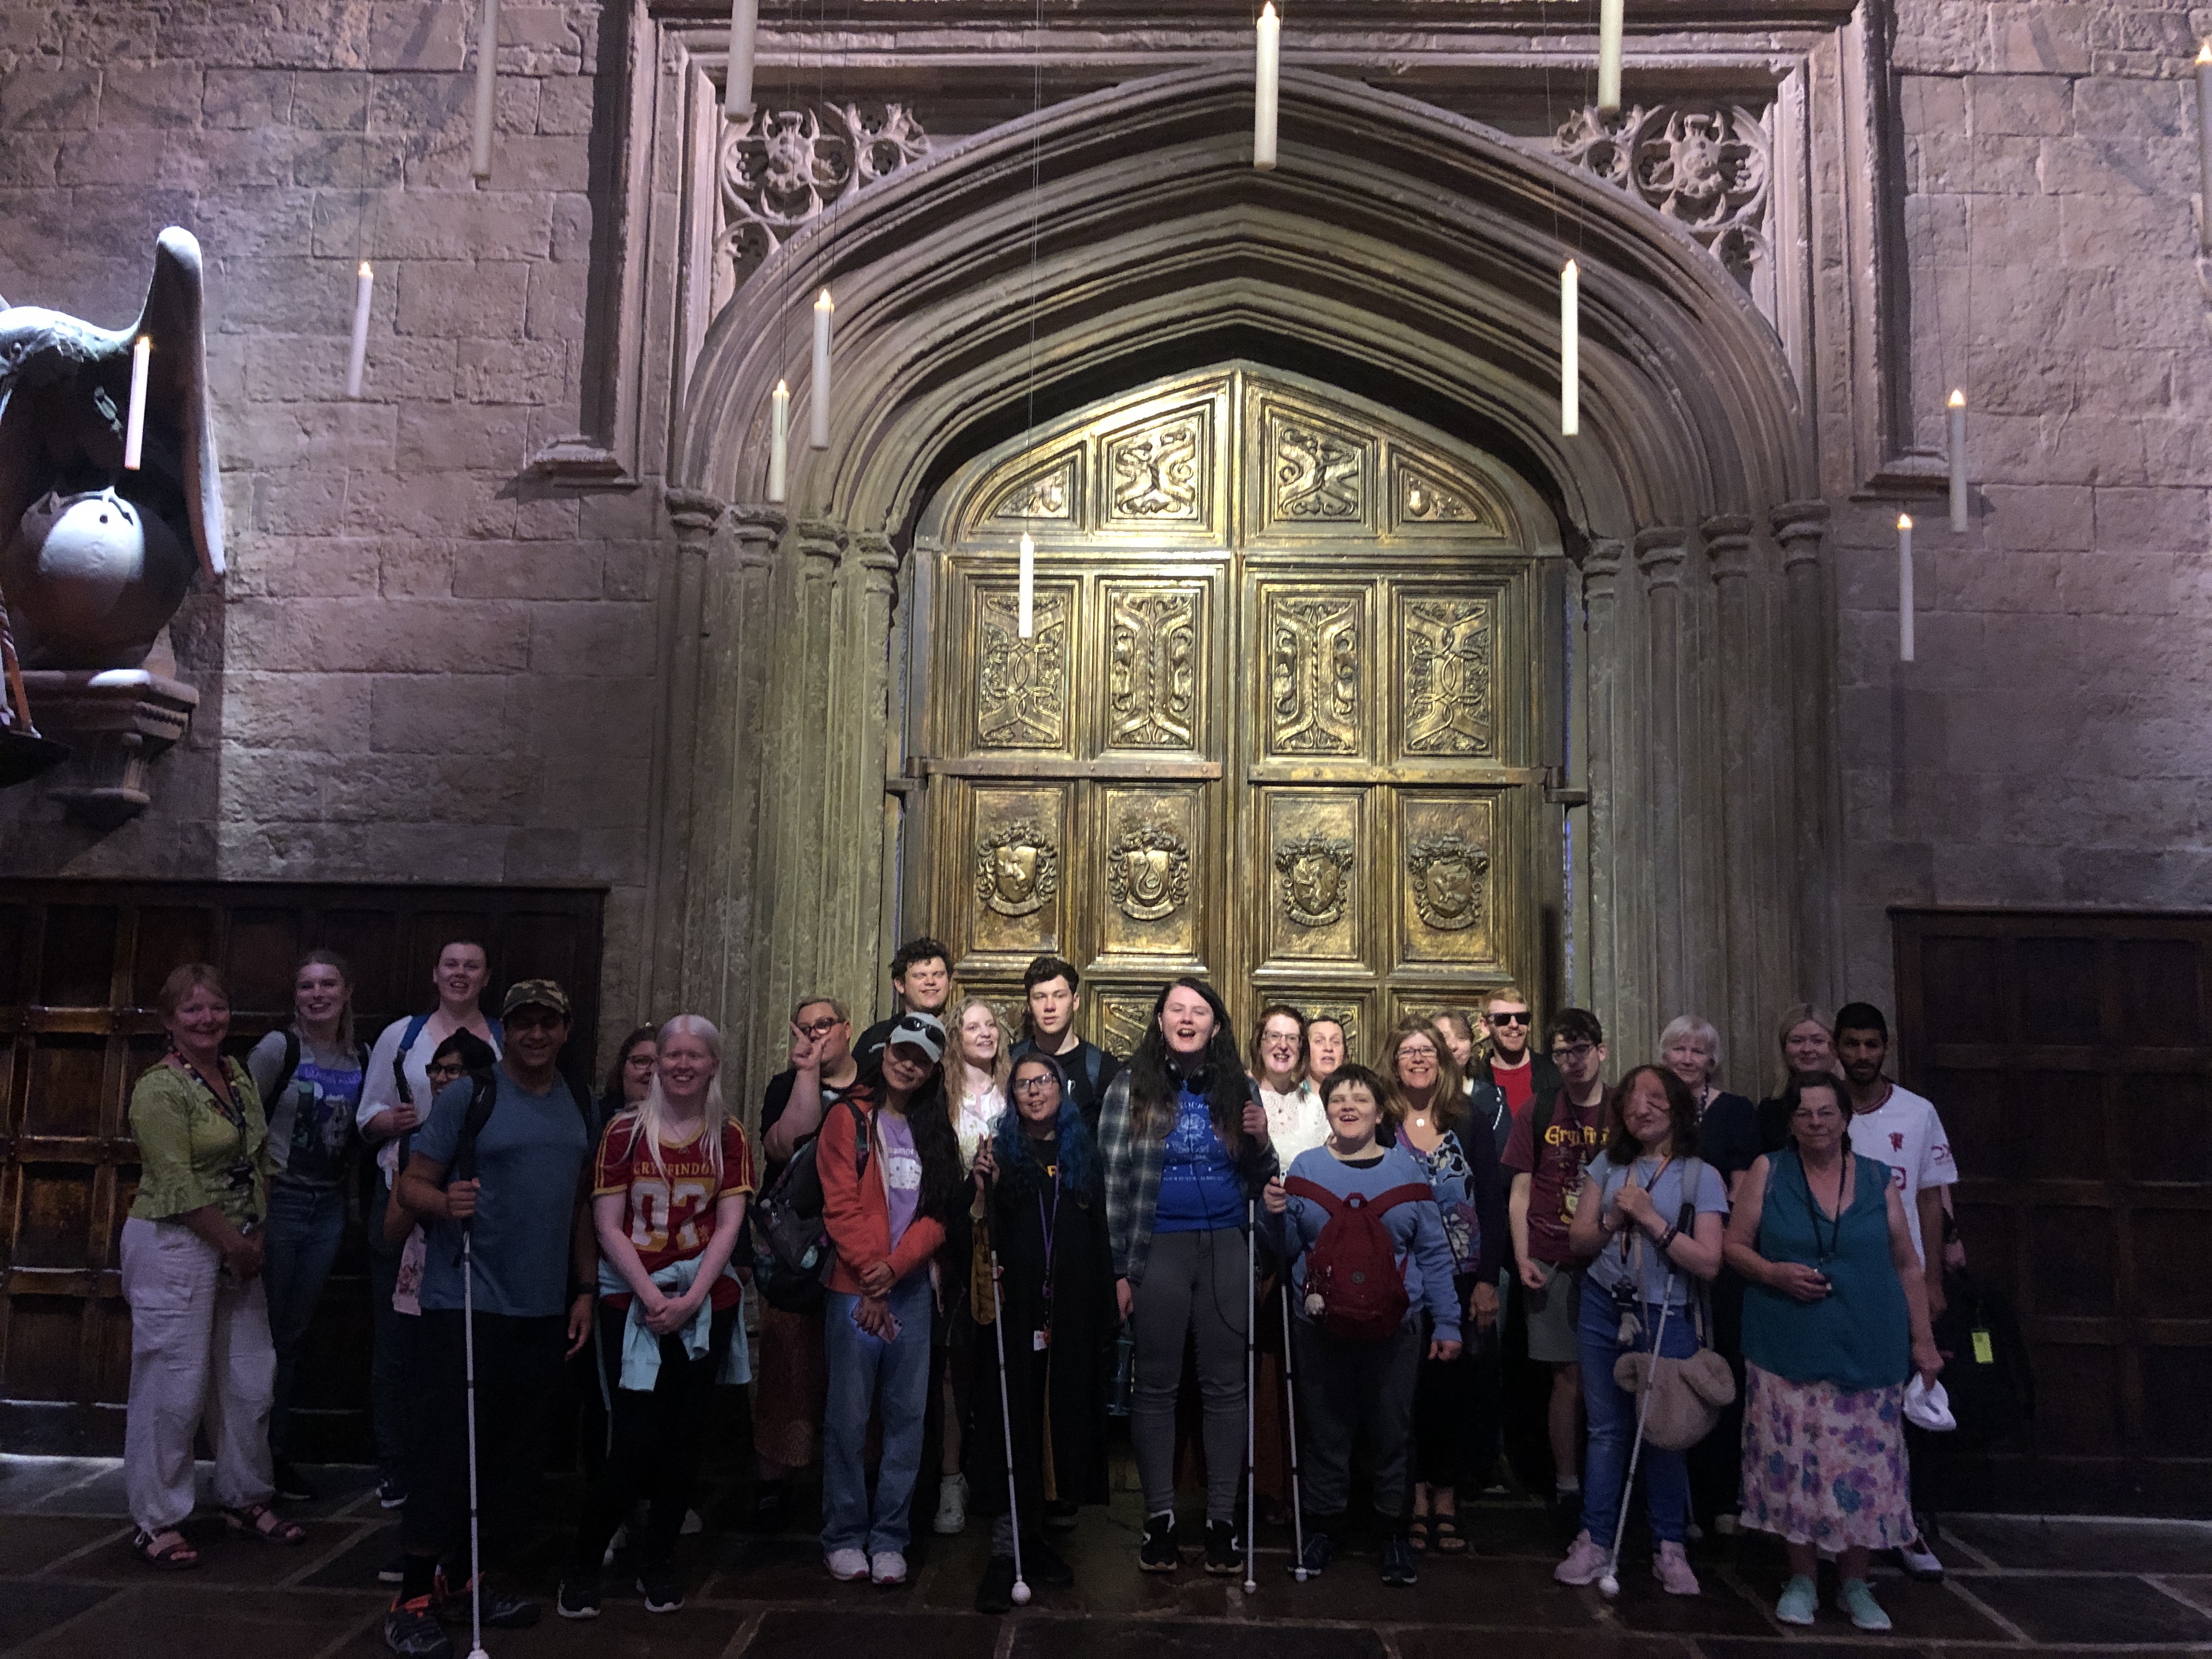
[650,64,1832,1094]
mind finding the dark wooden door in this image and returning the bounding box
[0,879,606,1456]
[1893,908,2212,1503]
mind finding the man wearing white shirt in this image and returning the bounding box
[1835,1001,1956,1583]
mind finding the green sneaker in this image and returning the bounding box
[1838,1578,1892,1632]
[1775,1573,1818,1626]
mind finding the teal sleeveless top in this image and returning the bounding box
[1741,1149,1909,1393]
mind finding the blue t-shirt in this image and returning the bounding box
[1152,1083,1245,1233]
[411,1068,591,1319]
[1582,1151,1729,1308]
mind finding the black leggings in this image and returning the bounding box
[568,1302,737,1573]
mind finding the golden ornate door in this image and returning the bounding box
[911,366,1559,1060]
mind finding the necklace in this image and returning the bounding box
[1412,1114,1428,1128]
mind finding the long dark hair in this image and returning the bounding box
[1604,1064,1702,1164]
[1126,977,1251,1152]
[859,1053,966,1223]
[994,1051,1094,1197]
[599,1024,656,1117]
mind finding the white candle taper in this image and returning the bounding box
[1560,259,1579,436]
[472,0,500,182]
[726,0,758,121]
[346,262,374,399]
[1598,0,1624,113]
[1946,390,1967,532]
[768,380,789,503]
[810,290,833,450]
[1897,514,1915,663]
[123,335,150,470]
[2197,43,2212,251]
[1018,532,1035,639]
[1254,3,1280,171]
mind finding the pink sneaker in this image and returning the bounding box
[1554,1532,1609,1585]
[1654,1541,1701,1596]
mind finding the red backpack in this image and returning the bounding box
[1284,1177,1433,1341]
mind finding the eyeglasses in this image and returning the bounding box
[1398,1045,1437,1060]
[1012,1075,1059,1095]
[1550,1042,1596,1063]
[1489,1011,1530,1026]
[426,1062,465,1082]
[793,1017,845,1038]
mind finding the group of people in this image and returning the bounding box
[115,931,1960,1654]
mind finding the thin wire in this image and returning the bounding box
[1025,0,1043,441]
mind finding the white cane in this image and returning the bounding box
[460,1227,487,1659]
[1243,1199,1257,1596]
[987,1242,1031,1605]
[1280,1286,1308,1580]
[1598,1293,1673,1601]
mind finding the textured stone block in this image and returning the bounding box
[380,538,456,597]
[2093,486,2208,549]
[1,63,101,129]
[362,822,511,881]
[98,63,204,128]
[411,132,590,193]
[453,541,602,600]
[0,131,61,188]
[236,530,386,599]
[315,188,555,261]
[254,469,352,537]
[396,259,532,340]
[225,399,398,471]
[225,670,375,752]
[523,672,657,756]
[395,401,535,472]
[2036,133,2192,196]
[290,69,371,132]
[368,2,469,72]
[525,257,589,341]
[533,753,653,828]
[229,596,534,675]
[1990,3,2092,74]
[202,67,291,128]
[456,337,569,404]
[550,191,593,261]
[369,673,512,754]
[1966,72,2072,137]
[514,490,582,540]
[249,331,459,405]
[535,74,594,137]
[2070,75,2187,142]
[528,603,658,677]
[347,469,517,538]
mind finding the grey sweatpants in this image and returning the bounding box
[1291,1316,1422,1521]
[1131,1226,1250,1522]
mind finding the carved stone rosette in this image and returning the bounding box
[1275,833,1355,928]
[713,103,930,300]
[1552,104,1771,288]
[1407,832,1489,933]
[1107,822,1191,922]
[975,819,1060,917]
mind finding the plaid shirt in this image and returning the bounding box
[1100,1070,1278,1284]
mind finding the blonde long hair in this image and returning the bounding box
[947,996,1012,1108]
[624,1013,731,1185]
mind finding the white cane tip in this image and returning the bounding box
[1597,1574,1619,1599]
[1243,1578,1257,1595]
[468,1649,492,1659]
[1011,1581,1031,1605]
[1294,1567,1308,1582]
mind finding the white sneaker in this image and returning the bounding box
[870,1550,908,1585]
[933,1474,967,1535]
[825,1548,870,1581]
[602,1521,628,1567]
[680,1508,703,1537]
[1898,1535,1944,1581]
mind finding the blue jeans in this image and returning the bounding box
[262,1180,347,1457]
[820,1275,934,1557]
[1578,1284,1698,1547]
[368,1211,419,1480]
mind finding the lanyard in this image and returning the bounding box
[1036,1171,1061,1316]
[1618,1155,1672,1273]
[1804,1153,1846,1265]
[178,1055,246,1136]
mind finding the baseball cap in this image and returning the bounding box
[501,979,572,1019]
[884,1009,946,1064]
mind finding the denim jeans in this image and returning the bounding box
[1577,1284,1699,1548]
[820,1274,934,1557]
[262,1180,347,1457]
[367,1211,419,1481]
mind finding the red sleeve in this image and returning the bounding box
[594,1114,636,1197]
[885,1210,946,1284]
[720,1121,756,1197]
[818,1098,890,1274]
[1500,1108,1535,1176]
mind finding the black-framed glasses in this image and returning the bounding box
[426,1062,465,1082]
[1550,1041,1595,1063]
[1012,1075,1059,1095]
[794,1016,845,1038]
[1489,1011,1531,1026]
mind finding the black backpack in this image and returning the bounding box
[1931,1266,2035,1446]
[751,1096,870,1313]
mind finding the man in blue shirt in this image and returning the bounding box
[386,980,596,1658]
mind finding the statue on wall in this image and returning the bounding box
[0,228,222,812]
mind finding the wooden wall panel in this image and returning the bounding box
[0,879,605,1457]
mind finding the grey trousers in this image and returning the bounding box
[1131,1226,1250,1522]
[1291,1316,1422,1521]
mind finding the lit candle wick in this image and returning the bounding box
[123,335,151,471]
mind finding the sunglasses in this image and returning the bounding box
[1488,1011,1530,1026]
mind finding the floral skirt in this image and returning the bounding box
[1739,1362,1913,1553]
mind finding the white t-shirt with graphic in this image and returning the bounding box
[1846,1082,1956,1265]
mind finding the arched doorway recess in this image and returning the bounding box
[651,64,1832,1093]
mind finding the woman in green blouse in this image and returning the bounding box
[122,963,306,1566]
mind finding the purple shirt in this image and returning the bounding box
[877,1108,922,1251]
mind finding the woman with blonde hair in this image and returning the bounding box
[934,996,1012,1534]
[560,1015,753,1618]
[1757,1005,1839,1153]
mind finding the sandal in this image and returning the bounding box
[224,1503,308,1545]
[1431,1513,1467,1553]
[133,1527,200,1570]
[1408,1514,1431,1553]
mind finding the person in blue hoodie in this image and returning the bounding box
[1263,1063,1461,1587]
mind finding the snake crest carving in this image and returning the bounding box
[976,820,1060,917]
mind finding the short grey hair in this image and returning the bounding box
[790,992,849,1024]
[1658,1014,1722,1073]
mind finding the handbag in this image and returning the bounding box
[1608,1156,1737,1452]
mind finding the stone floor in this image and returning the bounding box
[2,1455,2208,1659]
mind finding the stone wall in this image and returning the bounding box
[0,2,663,1056]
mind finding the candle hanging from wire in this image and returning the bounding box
[346,263,374,399]
[1018,533,1036,638]
[1254,3,1280,170]
[2197,43,2212,251]
[810,290,833,450]
[1897,514,1915,663]
[123,336,151,470]
[1946,391,1967,532]
[472,0,500,181]
[726,0,758,120]
[1598,0,1624,114]
[1560,260,1580,436]
[768,380,789,502]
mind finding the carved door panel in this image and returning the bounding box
[921,367,1551,1059]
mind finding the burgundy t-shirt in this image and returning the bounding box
[1500,1091,1607,1266]
[1492,1057,1536,1122]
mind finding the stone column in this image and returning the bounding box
[1579,540,1629,1043]
[819,533,900,1023]
[650,487,724,1023]
[1772,500,1836,1006]
[1702,514,1763,1068]
[1635,526,1690,1028]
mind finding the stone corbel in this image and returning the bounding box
[18,668,200,828]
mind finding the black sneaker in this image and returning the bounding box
[377,1472,408,1510]
[432,1571,539,1629]
[377,1553,406,1585]
[637,1566,684,1614]
[1024,1535,1075,1587]
[1295,1527,1334,1578]
[272,1458,317,1503]
[556,1573,601,1620]
[1139,1511,1179,1572]
[751,1478,789,1530]
[1043,1498,1080,1531]
[976,1554,1017,1614]
[1203,1519,1242,1576]
[383,1596,453,1659]
[1379,1531,1418,1588]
